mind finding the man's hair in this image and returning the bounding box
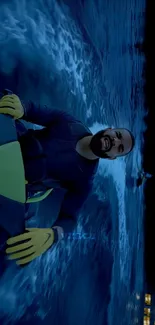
[111,128,135,158]
[123,128,135,155]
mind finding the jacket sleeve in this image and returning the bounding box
[22,100,75,127]
[52,182,91,234]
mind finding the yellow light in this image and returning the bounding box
[143,315,150,325]
[145,294,151,305]
[143,320,150,325]
[144,308,151,316]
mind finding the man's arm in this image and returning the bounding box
[22,101,75,127]
[52,182,91,237]
[5,183,91,265]
[0,94,75,127]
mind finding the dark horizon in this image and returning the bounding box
[141,0,155,292]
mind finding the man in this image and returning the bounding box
[0,94,135,265]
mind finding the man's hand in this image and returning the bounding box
[0,94,24,119]
[6,228,55,265]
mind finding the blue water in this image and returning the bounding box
[0,0,147,324]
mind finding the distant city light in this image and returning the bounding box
[145,294,151,305]
[143,294,152,325]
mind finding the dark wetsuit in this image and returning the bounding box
[16,101,99,233]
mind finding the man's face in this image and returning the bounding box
[90,128,133,159]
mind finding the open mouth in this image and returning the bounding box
[103,137,110,150]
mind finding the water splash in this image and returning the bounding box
[90,122,130,281]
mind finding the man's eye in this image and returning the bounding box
[116,131,122,139]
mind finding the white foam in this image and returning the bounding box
[0,0,92,105]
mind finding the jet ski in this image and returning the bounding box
[0,90,53,272]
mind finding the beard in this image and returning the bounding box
[89,130,113,158]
